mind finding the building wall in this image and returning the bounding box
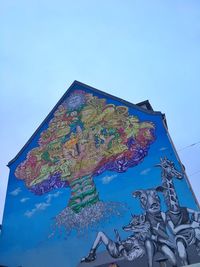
[0,82,200,267]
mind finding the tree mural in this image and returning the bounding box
[15,90,156,230]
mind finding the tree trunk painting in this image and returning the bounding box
[68,175,99,213]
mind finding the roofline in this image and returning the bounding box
[8,80,163,167]
[135,100,154,111]
[75,81,162,115]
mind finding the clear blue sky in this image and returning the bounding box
[0,0,200,222]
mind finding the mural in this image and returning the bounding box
[0,81,200,267]
[14,90,155,231]
[80,158,200,267]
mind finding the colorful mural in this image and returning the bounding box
[0,81,200,267]
[14,89,155,231]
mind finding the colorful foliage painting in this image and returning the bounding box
[15,90,155,221]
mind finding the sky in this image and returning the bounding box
[0,0,200,223]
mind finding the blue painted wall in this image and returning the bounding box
[0,82,199,267]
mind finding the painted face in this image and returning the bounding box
[157,158,183,179]
[123,214,147,232]
[133,189,161,213]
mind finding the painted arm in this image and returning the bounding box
[161,211,167,222]
[119,244,144,261]
[168,220,198,235]
[187,208,200,221]
[120,247,135,261]
[151,234,174,248]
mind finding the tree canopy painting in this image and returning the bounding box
[15,90,156,230]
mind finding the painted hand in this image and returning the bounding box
[192,221,200,228]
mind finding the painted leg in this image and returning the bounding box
[177,240,189,266]
[160,245,177,267]
[145,239,155,267]
[90,231,110,250]
[81,231,110,262]
[195,240,200,256]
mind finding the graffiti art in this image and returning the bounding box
[0,81,200,267]
[14,90,156,231]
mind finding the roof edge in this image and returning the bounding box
[74,81,162,115]
[8,80,163,167]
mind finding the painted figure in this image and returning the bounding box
[81,188,176,267]
[133,188,177,267]
[123,214,151,242]
[80,228,145,263]
[156,157,200,266]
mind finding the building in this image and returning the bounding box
[0,81,200,267]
